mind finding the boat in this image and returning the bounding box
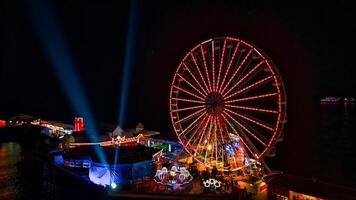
[320,96,342,104]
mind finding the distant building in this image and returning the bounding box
[7,114,38,126]
[136,122,144,133]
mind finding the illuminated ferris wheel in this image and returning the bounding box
[169,37,287,171]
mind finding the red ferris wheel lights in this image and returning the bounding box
[225,92,278,104]
[216,39,226,93]
[172,105,205,113]
[223,111,267,147]
[174,107,206,125]
[224,108,275,131]
[178,111,207,137]
[173,85,205,101]
[186,114,209,146]
[176,73,206,98]
[211,41,216,92]
[213,117,218,164]
[190,52,211,93]
[171,97,205,104]
[204,117,214,164]
[218,41,241,93]
[223,60,265,97]
[170,37,287,171]
[216,117,226,144]
[220,48,253,95]
[225,104,278,114]
[194,115,212,151]
[199,45,213,92]
[182,62,208,96]
[221,113,256,157]
[224,75,273,100]
[219,120,240,168]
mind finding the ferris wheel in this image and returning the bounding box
[169,37,287,171]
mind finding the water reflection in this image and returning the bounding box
[0,142,23,200]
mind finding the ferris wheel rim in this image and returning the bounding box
[169,36,287,171]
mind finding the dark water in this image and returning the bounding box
[0,104,355,199]
[0,142,23,200]
[315,103,356,187]
[268,103,356,189]
[0,142,42,200]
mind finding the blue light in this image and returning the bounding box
[25,0,106,164]
[118,0,142,127]
[113,144,119,171]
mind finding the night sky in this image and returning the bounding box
[2,0,356,130]
[2,0,356,187]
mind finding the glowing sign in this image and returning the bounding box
[74,117,84,131]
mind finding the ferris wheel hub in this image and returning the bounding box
[205,92,225,116]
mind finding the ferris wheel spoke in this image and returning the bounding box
[223,60,265,97]
[172,105,205,113]
[225,104,278,114]
[221,113,258,158]
[216,118,228,167]
[182,62,208,96]
[190,52,211,93]
[173,85,205,101]
[178,111,207,137]
[224,75,274,100]
[199,45,213,92]
[224,108,275,132]
[176,73,207,98]
[216,118,226,144]
[236,116,270,145]
[221,118,246,167]
[223,112,262,156]
[171,97,205,104]
[225,92,278,104]
[220,122,239,169]
[218,41,240,93]
[193,116,212,152]
[211,41,216,92]
[204,117,214,165]
[213,117,219,166]
[223,110,267,147]
[186,114,209,146]
[174,108,206,125]
[216,39,226,93]
[220,49,253,95]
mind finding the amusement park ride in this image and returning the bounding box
[168,36,287,184]
[62,36,287,198]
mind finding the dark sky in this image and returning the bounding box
[1,0,356,130]
[2,0,356,185]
